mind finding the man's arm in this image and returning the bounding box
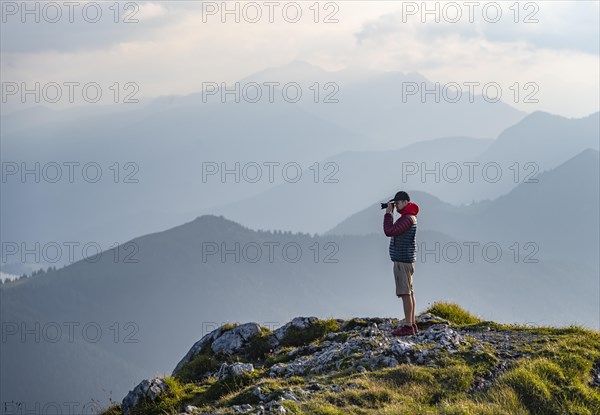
[383,213,415,236]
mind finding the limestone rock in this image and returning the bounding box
[121,376,170,415]
[211,323,262,355]
[217,362,254,380]
[172,326,225,376]
[273,317,319,341]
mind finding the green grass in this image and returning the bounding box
[246,326,275,360]
[201,369,263,403]
[221,322,238,332]
[279,319,341,348]
[99,405,121,415]
[498,332,600,415]
[174,338,219,383]
[108,376,191,415]
[342,318,371,331]
[425,302,483,326]
[264,346,296,367]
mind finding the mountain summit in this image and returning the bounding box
[101,303,600,415]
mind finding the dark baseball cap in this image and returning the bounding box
[390,191,410,202]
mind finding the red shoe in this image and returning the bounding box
[392,325,415,336]
[412,323,419,334]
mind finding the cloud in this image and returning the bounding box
[353,1,599,55]
[137,2,168,20]
[354,12,403,44]
[0,1,174,53]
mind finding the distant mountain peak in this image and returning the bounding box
[512,110,598,127]
[186,214,252,233]
[192,214,228,223]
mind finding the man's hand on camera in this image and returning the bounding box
[386,202,394,214]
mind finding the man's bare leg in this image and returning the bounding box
[400,294,414,326]
[410,292,416,324]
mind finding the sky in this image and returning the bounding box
[1,0,599,117]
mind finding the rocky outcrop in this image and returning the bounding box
[272,317,319,341]
[211,323,263,355]
[267,317,469,378]
[172,326,226,376]
[113,311,587,415]
[217,362,255,380]
[172,322,278,377]
[121,376,170,415]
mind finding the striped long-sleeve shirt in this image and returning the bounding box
[383,202,419,262]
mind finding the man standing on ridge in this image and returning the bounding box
[383,191,419,336]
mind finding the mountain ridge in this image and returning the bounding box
[325,148,600,266]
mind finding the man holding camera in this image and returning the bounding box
[383,191,419,336]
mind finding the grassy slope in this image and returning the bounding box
[101,302,600,415]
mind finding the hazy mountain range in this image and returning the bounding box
[327,149,600,267]
[212,112,599,234]
[1,61,528,274]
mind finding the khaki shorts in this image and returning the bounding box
[393,261,415,296]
